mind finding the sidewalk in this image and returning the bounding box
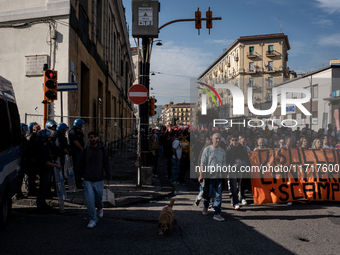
[12,147,173,209]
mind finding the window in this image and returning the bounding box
[312,111,318,118]
[267,77,274,87]
[112,32,116,72]
[268,45,274,52]
[249,77,254,86]
[249,46,254,55]
[267,93,272,101]
[8,102,21,146]
[0,99,11,152]
[268,61,273,71]
[249,62,254,72]
[313,85,318,98]
[96,0,102,42]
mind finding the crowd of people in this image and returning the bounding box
[150,123,340,222]
[18,119,111,228]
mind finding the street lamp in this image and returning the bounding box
[154,40,162,46]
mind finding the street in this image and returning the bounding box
[2,180,340,255]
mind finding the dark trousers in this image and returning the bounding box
[150,151,158,175]
[25,163,37,194]
[166,155,172,178]
[37,169,52,210]
[179,156,189,182]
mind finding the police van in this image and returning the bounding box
[0,75,22,229]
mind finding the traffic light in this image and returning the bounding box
[206,8,212,30]
[195,8,201,30]
[44,69,58,102]
[149,97,157,117]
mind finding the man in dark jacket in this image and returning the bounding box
[225,134,250,210]
[79,131,111,229]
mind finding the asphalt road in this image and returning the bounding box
[2,180,340,255]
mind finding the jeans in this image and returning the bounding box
[228,177,239,206]
[203,179,223,215]
[172,158,180,182]
[84,180,104,222]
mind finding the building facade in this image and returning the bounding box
[0,0,135,143]
[170,103,195,126]
[271,64,340,130]
[198,33,290,119]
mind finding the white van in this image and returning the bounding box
[0,75,22,229]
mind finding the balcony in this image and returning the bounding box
[266,51,276,57]
[235,55,239,61]
[266,82,275,89]
[247,52,256,58]
[246,68,257,74]
[226,62,230,67]
[264,67,276,73]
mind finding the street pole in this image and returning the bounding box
[139,37,150,168]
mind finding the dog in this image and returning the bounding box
[158,198,176,235]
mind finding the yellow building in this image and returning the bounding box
[68,0,135,143]
[198,33,290,118]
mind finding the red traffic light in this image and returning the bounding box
[45,70,57,79]
[43,69,58,102]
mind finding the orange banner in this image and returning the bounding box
[249,148,340,204]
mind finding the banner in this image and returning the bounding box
[249,148,340,204]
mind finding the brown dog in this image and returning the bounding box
[158,198,176,235]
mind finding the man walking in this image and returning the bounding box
[199,133,226,221]
[79,131,111,228]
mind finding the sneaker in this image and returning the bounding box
[195,198,201,206]
[241,199,247,205]
[208,205,214,211]
[87,220,97,229]
[97,208,103,218]
[202,207,208,215]
[234,204,240,210]
[213,214,225,222]
[287,202,293,206]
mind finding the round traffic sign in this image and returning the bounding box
[128,84,148,104]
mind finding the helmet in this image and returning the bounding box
[45,120,58,129]
[28,122,38,133]
[57,123,69,134]
[21,123,29,133]
[37,129,52,142]
[73,119,85,129]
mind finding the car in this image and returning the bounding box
[0,75,22,229]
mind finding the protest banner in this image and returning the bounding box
[249,148,340,204]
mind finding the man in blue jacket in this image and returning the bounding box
[79,131,111,229]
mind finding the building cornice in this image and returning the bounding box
[0,0,70,23]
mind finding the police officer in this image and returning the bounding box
[55,123,70,169]
[45,120,58,197]
[15,124,29,199]
[27,123,41,196]
[36,129,61,212]
[69,119,85,188]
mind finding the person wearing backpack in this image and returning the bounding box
[79,131,111,229]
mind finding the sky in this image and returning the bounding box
[123,0,340,105]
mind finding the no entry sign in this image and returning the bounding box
[128,84,148,104]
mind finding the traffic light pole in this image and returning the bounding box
[139,37,150,168]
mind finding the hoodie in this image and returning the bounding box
[79,142,112,182]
